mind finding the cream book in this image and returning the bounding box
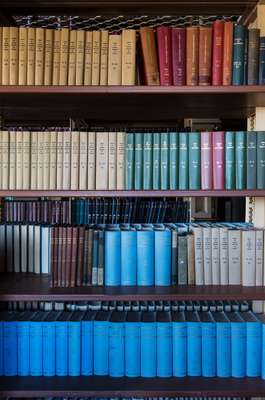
[108,131,117,189]
[92,30,101,85]
[62,130,71,189]
[37,131,44,190]
[43,131,50,189]
[27,27,35,85]
[2,131,9,189]
[116,131,125,189]
[52,29,61,85]
[219,227,229,285]
[49,130,57,189]
[2,27,9,85]
[87,131,96,189]
[16,130,23,190]
[10,27,19,85]
[202,226,212,285]
[9,130,16,189]
[84,31,93,85]
[96,131,108,189]
[59,28,69,85]
[211,226,220,284]
[56,130,64,189]
[76,30,85,85]
[22,130,30,190]
[44,29,53,85]
[35,28,45,85]
[100,30,109,85]
[255,229,264,285]
[68,30,77,85]
[108,34,122,85]
[30,131,38,189]
[0,28,2,85]
[79,130,88,189]
[70,130,79,190]
[122,29,136,85]
[18,27,27,85]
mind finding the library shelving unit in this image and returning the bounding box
[1,0,265,397]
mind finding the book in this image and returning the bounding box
[92,31,101,85]
[84,31,93,85]
[191,226,204,285]
[201,312,216,377]
[157,26,172,85]
[108,131,117,190]
[201,131,212,190]
[213,312,231,377]
[160,132,169,189]
[257,131,265,189]
[143,132,153,190]
[55,312,71,376]
[171,27,186,85]
[179,132,189,190]
[188,132,201,190]
[68,30,77,85]
[186,27,199,85]
[121,228,137,285]
[49,130,57,189]
[68,312,82,376]
[186,312,201,376]
[116,131,125,190]
[248,28,260,85]
[137,228,154,285]
[62,130,71,190]
[134,132,143,190]
[17,312,31,376]
[87,131,96,190]
[125,132,134,190]
[105,227,121,285]
[59,28,69,85]
[140,27,160,85]
[44,29,53,85]
[169,132,178,190]
[198,26,212,85]
[109,312,126,377]
[93,311,111,375]
[35,28,45,85]
[81,310,96,375]
[79,131,88,190]
[225,131,235,189]
[212,20,224,85]
[235,131,246,189]
[125,311,141,377]
[246,131,257,189]
[0,27,2,85]
[228,228,241,285]
[155,227,171,285]
[42,311,57,376]
[222,21,234,85]
[187,234,195,285]
[220,227,229,285]
[228,312,246,377]
[232,25,246,85]
[177,234,188,285]
[259,36,265,84]
[203,226,212,285]
[9,27,19,85]
[96,131,108,190]
[43,131,50,190]
[152,132,160,189]
[242,229,256,286]
[15,130,23,190]
[242,311,261,377]
[76,30,85,85]
[30,312,45,376]
[157,311,172,377]
[18,27,27,85]
[172,312,186,376]
[2,27,9,85]
[212,131,225,190]
[52,29,60,85]
[70,130,79,190]
[9,130,16,190]
[141,312,157,377]
[100,30,109,85]
[108,34,122,85]
[56,130,64,190]
[211,226,220,284]
[122,29,136,85]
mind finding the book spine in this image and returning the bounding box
[160,132,169,189]
[76,226,85,287]
[56,130,63,190]
[242,230,256,287]
[235,131,246,189]
[68,321,81,376]
[212,20,224,85]
[97,230,105,286]
[211,227,220,284]
[94,320,109,375]
[10,27,19,85]
[259,36,265,84]
[108,34,122,85]
[193,227,204,285]
[43,321,56,376]
[231,321,246,377]
[157,321,172,377]
[116,131,125,190]
[22,130,30,190]
[91,230,98,285]
[87,131,96,190]
[248,28,260,85]
[62,130,71,190]
[43,131,50,190]
[125,322,141,377]
[44,29,53,85]
[141,321,156,377]
[59,28,69,85]
[52,29,60,85]
[9,130,16,190]
[68,30,77,85]
[96,131,109,190]
[157,26,173,85]
[199,26,212,85]
[55,321,68,376]
[256,229,264,286]
[37,131,44,190]
[228,229,241,285]
[177,235,188,284]
[122,29,136,85]
[203,227,212,285]
[49,130,57,190]
[134,132,143,190]
[3,321,17,376]
[125,132,134,190]
[246,320,261,377]
[100,30,109,85]
[35,27,45,85]
[2,27,9,85]
[0,28,2,85]
[76,30,85,85]
[29,322,43,376]
[18,27,27,85]
[247,131,257,189]
[2,131,9,190]
[171,27,186,85]
[225,131,235,189]
[16,130,23,190]
[65,226,72,287]
[108,131,117,190]
[169,132,178,190]
[216,321,231,377]
[201,131,212,190]
[152,132,160,190]
[172,321,187,376]
[243,29,248,85]
[143,133,153,190]
[187,234,195,285]
[212,131,225,190]
[232,25,246,85]
[220,227,229,285]
[187,321,201,376]
[222,21,234,85]
[105,230,121,285]
[92,31,101,85]
[186,27,199,85]
[201,321,216,377]
[109,321,125,377]
[137,229,154,285]
[70,130,79,190]
[121,230,137,285]
[79,131,88,190]
[179,132,188,190]
[155,229,171,285]
[81,320,93,375]
[17,321,30,376]
[70,227,78,287]
[257,131,265,189]
[189,132,201,190]
[84,31,93,85]
[140,27,160,85]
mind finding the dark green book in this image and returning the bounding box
[225,131,235,190]
[246,131,257,189]
[160,132,169,190]
[143,132,153,190]
[243,29,248,85]
[179,132,189,190]
[247,29,259,85]
[152,132,160,190]
[257,131,265,189]
[235,131,246,189]
[134,132,143,190]
[232,25,246,85]
[125,132,134,190]
[188,132,201,190]
[169,132,179,190]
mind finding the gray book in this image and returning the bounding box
[177,234,188,284]
[202,226,212,285]
[211,226,220,284]
[6,225,13,272]
[13,224,20,273]
[28,225,35,273]
[219,227,229,285]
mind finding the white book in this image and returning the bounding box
[256,229,264,286]
[22,131,30,190]
[21,224,28,273]
[37,131,44,190]
[28,224,35,273]
[70,130,79,190]
[87,131,96,190]
[0,131,3,189]
[211,227,220,284]
[43,131,50,190]
[190,225,204,285]
[2,130,9,190]
[16,130,23,190]
[49,130,57,190]
[79,130,88,190]
[30,131,38,190]
[116,131,125,190]
[6,225,13,272]
[13,224,20,273]
[41,226,50,274]
[202,226,212,285]
[219,227,229,285]
[96,131,109,190]
[34,225,41,274]
[228,229,241,285]
[62,130,71,190]
[56,130,64,190]
[9,130,16,190]
[242,229,256,286]
[108,131,117,189]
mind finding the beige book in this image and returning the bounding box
[96,131,108,189]
[76,30,85,85]
[108,131,117,189]
[9,130,16,189]
[92,30,100,85]
[79,130,87,189]
[2,130,9,189]
[37,131,44,189]
[56,130,64,189]
[68,30,77,85]
[84,31,93,85]
[116,131,125,189]
[43,131,50,189]
[0,131,2,188]
[2,27,9,85]
[52,29,61,85]
[100,30,109,85]
[122,29,136,85]
[255,229,264,285]
[0,28,2,85]
[202,226,212,285]
[87,131,96,189]
[241,229,256,286]
[49,130,57,189]
[35,28,45,85]
[70,130,79,189]
[30,131,38,189]
[10,27,19,85]
[27,27,35,85]
[59,28,69,85]
[108,34,122,85]
[16,130,23,189]
[187,234,195,285]
[18,27,27,85]
[44,29,53,85]
[62,130,71,189]
[22,130,30,190]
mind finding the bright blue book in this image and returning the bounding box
[121,228,137,285]
[17,311,33,376]
[55,311,72,376]
[109,311,126,377]
[125,312,141,377]
[141,312,156,377]
[29,311,46,376]
[81,311,96,376]
[212,312,231,377]
[157,311,172,377]
[200,312,216,377]
[228,312,246,378]
[105,226,121,286]
[186,312,201,376]
[43,311,59,377]
[154,225,171,286]
[68,311,83,376]
[3,313,18,376]
[241,311,261,377]
[94,311,111,376]
[137,227,154,286]
[172,312,186,377]
[0,314,3,376]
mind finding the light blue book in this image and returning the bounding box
[121,228,137,285]
[154,225,171,286]
[172,312,186,377]
[109,311,126,377]
[187,311,201,376]
[157,311,172,377]
[228,312,246,378]
[94,311,111,376]
[81,310,97,376]
[29,311,46,376]
[105,226,121,286]
[241,311,261,377]
[3,312,18,376]
[137,227,154,286]
[17,311,33,376]
[55,311,72,376]
[125,312,141,377]
[200,312,216,377]
[68,311,83,376]
[43,311,58,377]
[141,312,156,377]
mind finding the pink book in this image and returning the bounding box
[171,27,186,85]
[212,131,225,190]
[157,26,173,85]
[201,131,213,189]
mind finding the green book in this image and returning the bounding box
[188,132,201,190]
[134,132,143,190]
[169,132,179,190]
[160,132,169,190]
[225,131,235,190]
[152,133,160,190]
[235,131,246,189]
[125,132,134,190]
[257,131,265,189]
[232,25,246,85]
[246,131,257,190]
[143,132,153,190]
[179,132,189,190]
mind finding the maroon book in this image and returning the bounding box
[157,26,173,85]
[201,131,213,189]
[70,227,78,287]
[171,27,186,85]
[65,226,72,288]
[212,20,224,85]
[212,131,225,189]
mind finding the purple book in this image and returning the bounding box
[172,27,186,85]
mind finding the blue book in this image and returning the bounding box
[81,310,97,376]
[121,228,137,285]
[94,311,111,376]
[260,315,265,379]
[55,311,72,376]
[3,312,18,376]
[241,311,261,377]
[154,225,171,286]
[0,314,3,376]
[68,311,83,376]
[17,311,33,376]
[172,312,186,377]
[186,311,201,376]
[259,36,265,85]
[141,312,156,377]
[212,311,231,377]
[105,226,121,286]
[137,227,154,286]
[125,311,141,377]
[227,312,246,378]
[29,311,46,376]
[43,311,59,377]
[200,312,216,377]
[157,311,172,377]
[232,25,246,85]
[109,311,126,377]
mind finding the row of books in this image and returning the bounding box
[0,398,248,400]
[0,310,264,378]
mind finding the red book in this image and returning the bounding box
[157,26,173,85]
[212,20,224,85]
[222,21,234,85]
[212,131,225,189]
[201,131,213,189]
[171,27,186,85]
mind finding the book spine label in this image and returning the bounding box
[109,322,125,377]
[246,321,261,377]
[140,27,160,85]
[17,321,30,376]
[248,28,260,84]
[216,322,231,377]
[76,30,85,85]
[212,131,225,190]
[143,133,153,190]
[187,321,201,376]
[108,131,117,190]
[116,132,125,190]
[122,29,136,85]
[52,29,60,85]
[105,230,121,285]
[160,132,169,189]
[43,322,55,376]
[59,28,69,85]
[134,132,143,190]
[125,132,134,190]
[29,322,43,376]
[125,322,141,377]
[152,133,160,190]
[68,322,81,376]
[201,131,212,190]
[172,322,187,376]
[84,31,93,85]
[169,132,178,190]
[257,131,265,189]
[157,322,172,377]
[232,25,246,85]
[44,29,53,85]
[171,28,186,85]
[225,131,235,189]
[141,322,156,377]
[179,132,188,190]
[212,20,224,85]
[94,320,109,375]
[92,31,101,85]
[18,27,28,85]
[186,27,199,85]
[235,131,246,189]
[10,27,19,85]
[68,30,77,85]
[201,322,216,377]
[100,30,109,85]
[81,321,93,375]
[35,28,45,85]
[222,21,233,85]
[55,322,68,376]
[199,27,212,85]
[157,26,173,85]
[231,322,246,377]
[246,131,257,189]
[121,230,137,285]
[137,230,155,285]
[259,37,265,85]
[155,229,171,285]
[189,132,201,190]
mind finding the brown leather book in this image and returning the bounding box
[61,227,67,287]
[140,26,160,85]
[222,21,233,85]
[199,26,212,85]
[76,226,85,286]
[65,226,72,287]
[186,26,199,85]
[70,226,78,287]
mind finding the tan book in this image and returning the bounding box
[56,130,64,189]
[70,130,79,189]
[187,233,195,285]
[62,130,71,189]
[35,28,45,85]
[22,130,30,190]
[30,131,38,189]
[122,29,136,85]
[96,131,108,189]
[2,27,10,85]
[43,131,50,189]
[9,130,16,189]
[84,31,93,85]
[87,131,96,189]
[16,130,23,189]
[79,130,88,189]
[108,131,117,189]
[10,27,19,85]
[49,130,57,189]
[18,27,27,85]
[2,130,9,189]
[100,30,109,85]
[44,29,53,85]
[59,28,69,85]
[92,30,101,85]
[116,131,125,189]
[52,29,61,85]
[27,27,35,85]
[139,27,160,85]
[0,28,2,85]
[76,30,85,85]
[68,30,77,85]
[37,131,44,190]
[108,34,122,85]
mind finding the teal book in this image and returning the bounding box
[235,131,247,189]
[143,133,153,190]
[160,132,169,190]
[179,132,189,190]
[152,133,161,190]
[134,133,143,190]
[232,25,246,85]
[125,132,134,190]
[225,131,235,190]
[169,132,179,190]
[246,131,257,190]
[257,131,265,189]
[189,132,201,190]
